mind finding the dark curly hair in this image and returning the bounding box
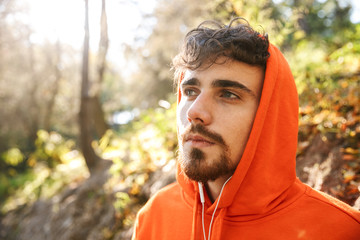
[172,18,270,83]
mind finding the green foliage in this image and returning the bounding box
[1,157,88,214]
[94,104,178,229]
[290,23,360,130]
[1,148,24,167]
[104,104,177,182]
[32,130,77,167]
[0,130,86,212]
[0,170,35,204]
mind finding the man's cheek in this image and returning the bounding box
[177,107,189,129]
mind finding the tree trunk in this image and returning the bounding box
[79,0,101,173]
[90,96,108,138]
[90,0,109,138]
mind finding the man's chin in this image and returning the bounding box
[179,147,234,183]
[184,170,216,183]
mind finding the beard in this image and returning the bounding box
[178,124,236,183]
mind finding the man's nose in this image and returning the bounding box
[186,94,212,125]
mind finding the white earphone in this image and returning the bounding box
[198,182,205,203]
[197,177,232,240]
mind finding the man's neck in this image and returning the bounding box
[205,175,232,203]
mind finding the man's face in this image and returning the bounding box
[177,57,264,183]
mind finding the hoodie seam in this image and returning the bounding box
[222,182,307,225]
[304,186,360,224]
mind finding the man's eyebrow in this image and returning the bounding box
[212,79,255,97]
[181,78,199,86]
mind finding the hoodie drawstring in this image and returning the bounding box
[199,176,232,240]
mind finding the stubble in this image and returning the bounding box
[178,124,236,183]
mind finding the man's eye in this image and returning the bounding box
[184,89,198,97]
[221,90,239,99]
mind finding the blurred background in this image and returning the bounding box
[0,0,359,239]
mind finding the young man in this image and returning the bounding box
[132,19,360,240]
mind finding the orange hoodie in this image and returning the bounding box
[132,44,360,240]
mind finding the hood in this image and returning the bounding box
[176,43,301,218]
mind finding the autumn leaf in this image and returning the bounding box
[343,170,356,183]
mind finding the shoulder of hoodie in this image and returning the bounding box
[302,184,360,224]
[137,182,184,217]
[132,183,182,239]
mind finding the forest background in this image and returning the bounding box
[0,0,359,239]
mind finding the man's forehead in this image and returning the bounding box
[180,57,258,82]
[180,56,231,82]
[183,69,195,80]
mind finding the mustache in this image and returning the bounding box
[181,124,226,147]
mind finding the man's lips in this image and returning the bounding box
[185,135,215,147]
[181,124,227,149]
